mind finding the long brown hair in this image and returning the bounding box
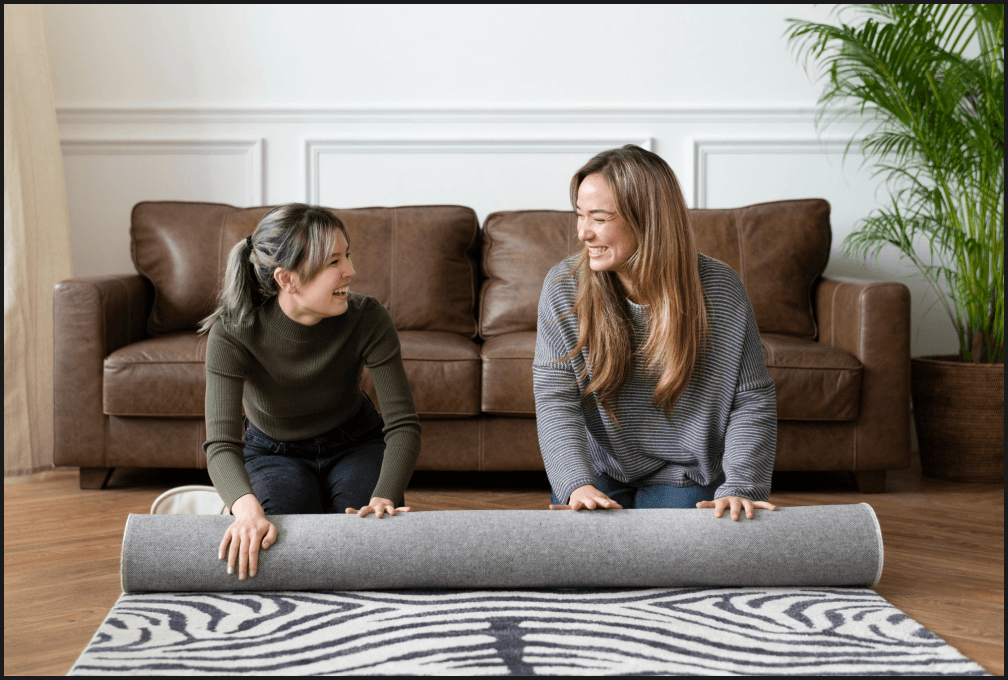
[560,145,708,425]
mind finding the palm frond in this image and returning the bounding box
[786,4,1004,362]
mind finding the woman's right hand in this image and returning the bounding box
[219,493,277,580]
[549,484,623,511]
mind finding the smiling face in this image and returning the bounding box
[575,173,639,295]
[276,229,355,325]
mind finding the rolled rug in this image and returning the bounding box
[121,504,883,592]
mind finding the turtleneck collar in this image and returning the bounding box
[261,296,340,343]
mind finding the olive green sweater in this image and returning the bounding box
[203,293,422,508]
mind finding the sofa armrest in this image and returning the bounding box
[53,275,152,468]
[813,276,911,471]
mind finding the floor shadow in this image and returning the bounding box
[770,470,861,493]
[100,467,553,492]
[105,467,213,489]
[409,470,552,491]
[100,458,927,496]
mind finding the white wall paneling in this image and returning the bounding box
[56,104,822,219]
[305,137,653,217]
[60,138,265,277]
[691,137,860,209]
[60,138,265,202]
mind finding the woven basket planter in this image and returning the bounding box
[911,355,1004,482]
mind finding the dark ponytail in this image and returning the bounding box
[198,203,349,332]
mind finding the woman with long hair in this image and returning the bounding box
[534,146,777,520]
[200,204,421,580]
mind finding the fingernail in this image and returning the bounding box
[218,553,222,560]
[250,570,256,577]
[227,566,233,575]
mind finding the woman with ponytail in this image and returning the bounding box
[200,204,421,581]
[534,146,777,521]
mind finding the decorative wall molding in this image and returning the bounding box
[55,104,845,126]
[59,138,267,204]
[690,137,864,208]
[305,137,654,204]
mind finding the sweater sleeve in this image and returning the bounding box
[203,323,256,509]
[532,265,596,504]
[716,295,777,502]
[359,301,422,503]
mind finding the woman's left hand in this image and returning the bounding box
[696,496,777,520]
[346,497,411,518]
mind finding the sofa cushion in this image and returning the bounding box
[104,332,207,417]
[479,199,830,340]
[132,202,480,337]
[480,210,580,338]
[692,199,830,340]
[103,332,860,423]
[481,332,537,415]
[361,330,481,418]
[105,329,482,420]
[762,333,862,421]
[131,202,238,337]
[477,330,861,422]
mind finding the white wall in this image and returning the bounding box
[45,4,959,357]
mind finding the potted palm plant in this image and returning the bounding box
[786,5,1003,482]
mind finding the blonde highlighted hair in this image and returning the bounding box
[198,203,348,333]
[561,145,708,425]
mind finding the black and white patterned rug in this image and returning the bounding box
[69,587,987,675]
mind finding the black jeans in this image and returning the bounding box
[243,395,391,514]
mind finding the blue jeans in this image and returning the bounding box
[551,469,724,509]
[243,395,391,514]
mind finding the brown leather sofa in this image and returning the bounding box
[53,199,910,493]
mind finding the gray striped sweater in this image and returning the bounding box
[533,254,777,505]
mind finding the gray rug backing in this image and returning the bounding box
[121,505,883,592]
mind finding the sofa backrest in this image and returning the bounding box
[480,198,831,340]
[479,210,581,339]
[131,202,480,337]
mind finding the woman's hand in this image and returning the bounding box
[549,484,623,511]
[219,493,277,580]
[696,496,777,520]
[346,497,411,518]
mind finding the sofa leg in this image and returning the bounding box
[851,471,886,494]
[79,467,114,489]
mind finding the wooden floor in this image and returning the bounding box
[4,457,1004,676]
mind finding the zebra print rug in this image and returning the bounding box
[69,587,987,675]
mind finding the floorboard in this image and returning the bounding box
[4,458,1003,676]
